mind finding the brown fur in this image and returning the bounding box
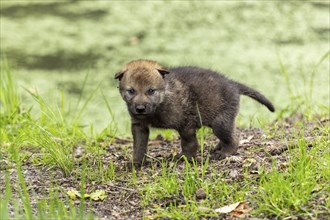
[115,59,275,168]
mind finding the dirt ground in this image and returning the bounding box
[1,115,329,219]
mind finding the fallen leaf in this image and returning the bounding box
[215,201,240,214]
[83,193,91,199]
[197,206,210,212]
[67,189,106,201]
[67,189,81,200]
[90,190,106,201]
[215,201,251,218]
[230,202,252,218]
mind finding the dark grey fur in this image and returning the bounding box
[115,62,275,168]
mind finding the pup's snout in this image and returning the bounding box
[135,104,146,113]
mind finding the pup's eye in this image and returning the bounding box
[127,88,135,95]
[147,88,155,95]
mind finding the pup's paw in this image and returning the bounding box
[210,144,238,160]
[210,150,230,160]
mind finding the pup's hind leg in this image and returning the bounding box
[211,113,239,160]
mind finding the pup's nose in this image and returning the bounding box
[136,105,146,113]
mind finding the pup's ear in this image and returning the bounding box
[157,69,170,78]
[114,70,125,80]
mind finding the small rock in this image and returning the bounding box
[195,188,207,200]
[117,155,125,161]
[73,146,84,158]
[155,134,164,141]
[227,156,243,163]
[229,169,238,178]
[197,206,210,212]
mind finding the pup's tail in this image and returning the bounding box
[234,82,275,112]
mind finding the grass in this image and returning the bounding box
[1,158,95,220]
[1,53,329,219]
[1,1,330,219]
[256,137,326,216]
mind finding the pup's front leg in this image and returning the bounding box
[131,121,149,168]
[175,128,199,161]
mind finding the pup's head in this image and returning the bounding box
[115,60,169,116]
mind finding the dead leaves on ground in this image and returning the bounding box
[186,201,252,219]
[214,201,252,218]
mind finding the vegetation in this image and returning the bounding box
[0,1,329,219]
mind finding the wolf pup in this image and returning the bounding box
[115,60,275,168]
